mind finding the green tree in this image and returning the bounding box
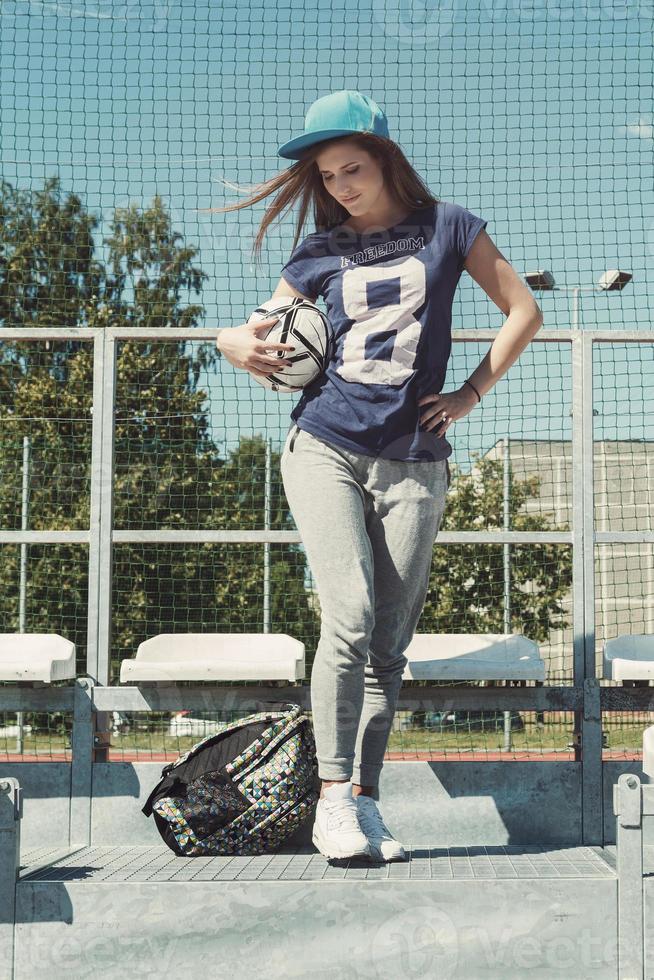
[0,177,316,687]
[421,454,573,645]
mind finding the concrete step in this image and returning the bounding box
[14,843,622,979]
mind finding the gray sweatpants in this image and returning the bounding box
[280,424,450,790]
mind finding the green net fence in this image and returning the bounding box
[0,0,652,761]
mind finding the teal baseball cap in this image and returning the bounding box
[277,90,390,160]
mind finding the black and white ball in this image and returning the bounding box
[246,295,333,393]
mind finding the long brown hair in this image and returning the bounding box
[198,133,439,264]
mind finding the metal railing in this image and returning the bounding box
[0,326,653,844]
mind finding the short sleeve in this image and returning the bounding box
[447,202,488,269]
[280,233,324,301]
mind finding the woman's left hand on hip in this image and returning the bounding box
[417,387,477,435]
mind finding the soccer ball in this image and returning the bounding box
[246,295,333,393]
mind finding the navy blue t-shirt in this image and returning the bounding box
[280,200,487,461]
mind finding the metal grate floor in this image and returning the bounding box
[19,844,618,883]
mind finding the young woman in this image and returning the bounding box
[213,90,543,862]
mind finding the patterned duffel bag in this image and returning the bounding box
[142,702,320,856]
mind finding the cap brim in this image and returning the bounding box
[277,128,360,160]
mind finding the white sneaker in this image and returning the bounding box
[355,795,408,862]
[312,782,373,860]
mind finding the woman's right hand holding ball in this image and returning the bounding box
[216,318,296,380]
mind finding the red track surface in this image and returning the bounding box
[0,750,642,762]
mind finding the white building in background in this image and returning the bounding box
[482,438,654,680]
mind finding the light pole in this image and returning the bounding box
[502,437,512,752]
[523,269,632,328]
[521,267,631,749]
[16,436,30,755]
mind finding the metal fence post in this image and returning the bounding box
[86,329,105,687]
[580,331,603,843]
[0,777,21,980]
[69,677,94,846]
[614,772,644,980]
[571,332,586,768]
[94,330,118,760]
[582,678,603,843]
[97,330,117,689]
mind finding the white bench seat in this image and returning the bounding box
[604,635,654,683]
[643,725,654,779]
[119,633,305,683]
[401,633,546,682]
[0,633,76,682]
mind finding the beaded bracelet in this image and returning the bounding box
[464,378,481,402]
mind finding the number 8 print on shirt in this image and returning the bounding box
[280,200,487,462]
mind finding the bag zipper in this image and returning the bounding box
[227,713,309,782]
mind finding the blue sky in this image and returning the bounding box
[1,0,653,467]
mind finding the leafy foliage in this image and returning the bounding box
[0,178,316,682]
[423,455,572,643]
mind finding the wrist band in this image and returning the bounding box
[464,378,481,402]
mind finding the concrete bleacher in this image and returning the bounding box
[644,724,654,779]
[8,833,626,979]
[119,632,306,682]
[402,632,546,681]
[117,630,546,684]
[0,634,75,684]
[604,634,654,684]
[4,751,653,977]
[0,632,652,978]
